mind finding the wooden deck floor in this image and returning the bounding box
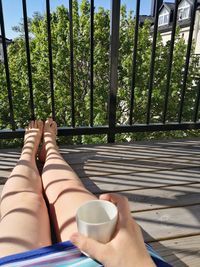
[0,138,200,266]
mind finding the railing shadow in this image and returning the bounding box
[59,141,200,267]
[0,140,200,266]
[142,229,189,267]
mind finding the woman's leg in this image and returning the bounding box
[41,119,97,242]
[0,121,52,257]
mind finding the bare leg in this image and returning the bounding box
[41,119,97,242]
[0,121,52,257]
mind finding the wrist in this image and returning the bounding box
[123,254,156,267]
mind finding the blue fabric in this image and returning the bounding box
[145,243,173,267]
[0,241,75,266]
[0,240,173,266]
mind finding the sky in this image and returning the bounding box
[1,0,172,39]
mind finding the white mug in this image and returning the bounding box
[76,199,118,244]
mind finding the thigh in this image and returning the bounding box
[0,191,52,258]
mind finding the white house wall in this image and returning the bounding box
[194,9,200,54]
[159,6,169,16]
[178,0,190,10]
[160,9,200,54]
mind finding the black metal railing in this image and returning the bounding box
[0,0,200,142]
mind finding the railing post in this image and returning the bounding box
[46,0,55,120]
[0,0,15,130]
[69,0,75,128]
[193,79,200,122]
[90,0,94,127]
[130,0,140,125]
[162,0,179,124]
[146,0,160,124]
[108,0,121,143]
[22,0,35,120]
[178,0,198,123]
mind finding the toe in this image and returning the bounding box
[35,120,38,128]
[45,118,50,124]
[30,121,34,128]
[48,118,53,124]
[38,120,44,131]
[44,119,50,130]
[52,121,57,135]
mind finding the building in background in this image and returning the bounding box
[153,0,200,55]
[0,35,12,63]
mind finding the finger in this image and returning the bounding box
[70,233,105,263]
[100,193,130,218]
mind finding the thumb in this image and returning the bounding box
[70,232,105,262]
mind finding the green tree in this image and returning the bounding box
[0,1,199,145]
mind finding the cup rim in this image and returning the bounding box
[76,199,118,225]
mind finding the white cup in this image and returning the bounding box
[76,200,118,244]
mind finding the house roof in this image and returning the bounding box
[165,2,175,10]
[0,35,12,44]
[139,15,154,25]
[159,0,200,13]
[160,2,175,13]
[181,0,200,6]
[154,0,200,33]
[187,0,200,5]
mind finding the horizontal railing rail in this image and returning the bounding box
[0,0,200,142]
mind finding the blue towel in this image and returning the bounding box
[0,240,173,266]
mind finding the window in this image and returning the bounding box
[178,0,191,21]
[158,8,169,26]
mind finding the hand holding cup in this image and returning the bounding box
[76,199,118,244]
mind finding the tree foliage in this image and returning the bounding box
[0,0,200,145]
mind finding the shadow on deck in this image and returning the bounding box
[0,138,200,266]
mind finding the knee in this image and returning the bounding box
[16,192,46,210]
[1,191,46,215]
[45,180,87,204]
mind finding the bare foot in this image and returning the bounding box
[22,120,44,160]
[38,118,58,162]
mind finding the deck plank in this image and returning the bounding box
[119,183,200,211]
[135,204,200,242]
[150,235,200,267]
[81,167,200,192]
[0,139,200,267]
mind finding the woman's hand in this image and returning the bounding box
[70,193,156,267]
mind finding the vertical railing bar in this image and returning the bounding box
[46,0,55,120]
[69,0,75,128]
[0,0,15,130]
[90,0,94,127]
[193,79,200,122]
[129,0,140,125]
[162,0,178,124]
[146,0,160,125]
[22,0,35,120]
[178,0,198,123]
[108,0,121,143]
